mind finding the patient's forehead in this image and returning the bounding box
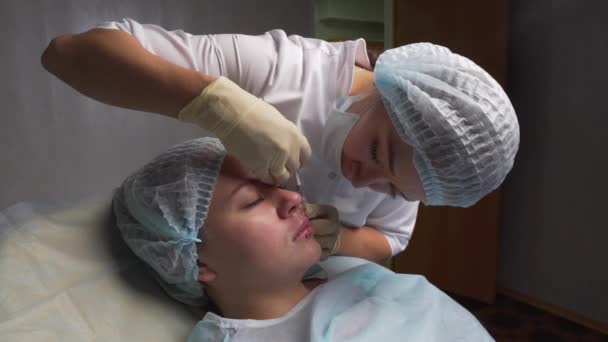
[212,155,260,201]
[220,155,253,179]
[212,155,272,206]
[204,155,249,225]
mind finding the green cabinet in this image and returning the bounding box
[314,0,392,49]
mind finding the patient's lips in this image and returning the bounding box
[293,217,314,241]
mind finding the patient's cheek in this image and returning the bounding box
[213,216,259,247]
[205,207,285,256]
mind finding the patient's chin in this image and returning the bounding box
[305,240,322,265]
[290,238,322,272]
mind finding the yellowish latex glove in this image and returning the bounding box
[304,203,341,260]
[178,77,311,184]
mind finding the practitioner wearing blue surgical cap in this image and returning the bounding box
[42,18,519,263]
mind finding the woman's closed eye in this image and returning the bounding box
[243,196,264,209]
[241,192,265,209]
[239,183,267,210]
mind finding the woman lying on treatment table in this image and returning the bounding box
[113,137,493,341]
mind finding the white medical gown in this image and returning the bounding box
[187,257,494,342]
[97,18,419,255]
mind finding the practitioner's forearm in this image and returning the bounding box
[41,28,216,117]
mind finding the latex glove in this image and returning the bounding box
[178,76,311,184]
[304,203,341,260]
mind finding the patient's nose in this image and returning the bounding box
[275,188,302,219]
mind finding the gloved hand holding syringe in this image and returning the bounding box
[296,172,341,260]
[179,76,311,185]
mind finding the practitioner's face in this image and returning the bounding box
[341,91,426,202]
[198,156,320,290]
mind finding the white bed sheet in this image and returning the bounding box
[0,192,199,341]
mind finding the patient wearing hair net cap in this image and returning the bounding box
[375,43,520,207]
[113,137,226,307]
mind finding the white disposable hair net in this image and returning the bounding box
[113,137,226,306]
[374,43,520,207]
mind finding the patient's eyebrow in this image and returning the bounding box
[230,179,254,198]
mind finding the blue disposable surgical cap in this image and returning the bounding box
[375,43,520,207]
[113,137,226,306]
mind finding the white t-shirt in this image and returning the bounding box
[187,257,493,342]
[97,18,419,255]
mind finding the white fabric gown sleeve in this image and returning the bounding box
[97,18,224,76]
[96,18,293,98]
[365,197,419,256]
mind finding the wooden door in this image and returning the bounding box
[390,0,510,304]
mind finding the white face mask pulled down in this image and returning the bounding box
[320,97,360,176]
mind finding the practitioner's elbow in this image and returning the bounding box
[41,34,74,75]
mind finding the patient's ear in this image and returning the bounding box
[197,262,217,283]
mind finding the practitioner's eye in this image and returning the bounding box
[370,139,380,164]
